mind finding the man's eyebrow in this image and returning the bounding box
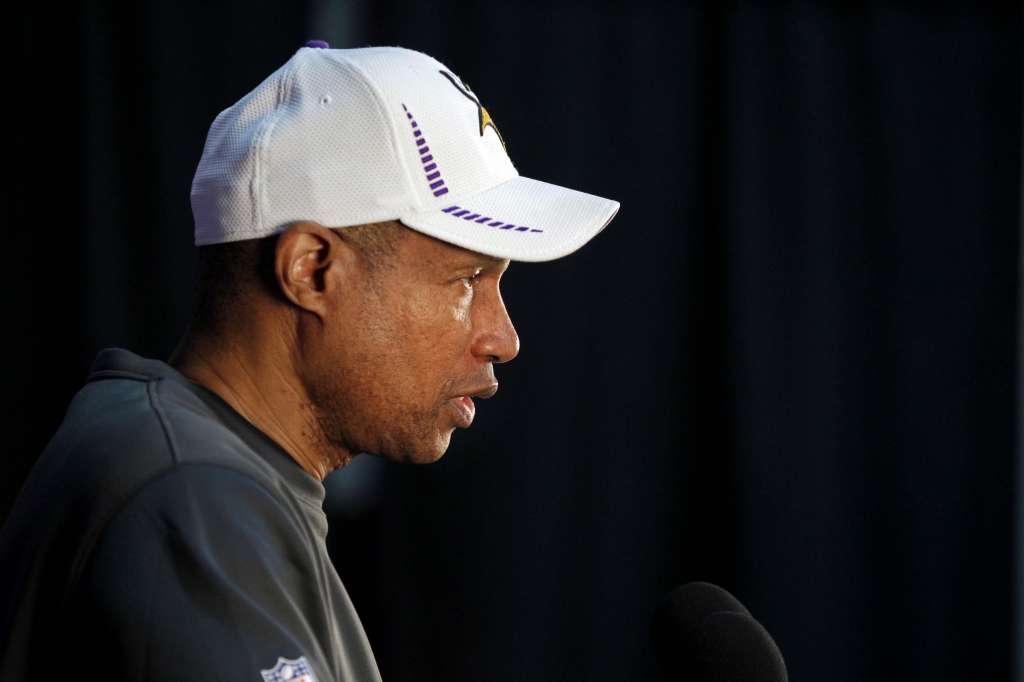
[450,252,507,271]
[478,255,508,269]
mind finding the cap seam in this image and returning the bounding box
[332,51,419,215]
[252,59,300,235]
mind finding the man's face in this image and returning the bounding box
[303,227,519,464]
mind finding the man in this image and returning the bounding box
[0,44,617,682]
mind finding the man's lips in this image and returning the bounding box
[446,383,498,427]
[449,396,476,425]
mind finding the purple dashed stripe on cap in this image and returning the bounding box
[441,206,544,233]
[402,104,449,197]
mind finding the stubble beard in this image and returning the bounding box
[304,362,452,467]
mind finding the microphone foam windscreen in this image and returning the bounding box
[650,582,788,682]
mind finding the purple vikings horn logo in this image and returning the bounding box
[260,656,318,682]
[439,70,507,151]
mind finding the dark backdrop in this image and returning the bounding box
[4,2,1021,681]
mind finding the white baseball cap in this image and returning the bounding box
[191,43,619,262]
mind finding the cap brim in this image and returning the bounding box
[398,176,619,262]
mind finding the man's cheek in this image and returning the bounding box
[451,290,473,323]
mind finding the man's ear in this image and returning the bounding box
[275,221,359,317]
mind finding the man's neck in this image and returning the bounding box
[169,330,349,481]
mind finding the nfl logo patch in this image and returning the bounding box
[260,655,318,682]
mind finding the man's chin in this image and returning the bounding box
[371,428,453,464]
[408,429,453,464]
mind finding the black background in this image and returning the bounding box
[4,2,1022,681]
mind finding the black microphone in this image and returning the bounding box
[649,582,788,682]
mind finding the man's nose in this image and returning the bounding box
[472,290,519,364]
